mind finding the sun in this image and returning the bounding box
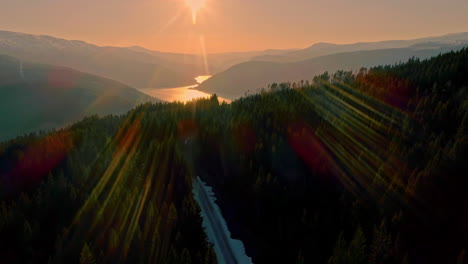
[185,0,206,24]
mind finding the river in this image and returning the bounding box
[139,75,231,103]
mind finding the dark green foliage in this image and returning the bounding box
[369,222,393,264]
[0,48,466,263]
[0,113,214,263]
[198,44,466,99]
[328,227,367,264]
[79,243,95,264]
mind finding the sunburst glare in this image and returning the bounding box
[185,0,206,24]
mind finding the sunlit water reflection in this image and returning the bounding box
[140,75,230,103]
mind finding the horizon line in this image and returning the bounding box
[1,28,467,55]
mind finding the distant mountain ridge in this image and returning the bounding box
[4,30,465,95]
[251,32,468,63]
[0,30,297,89]
[198,42,468,99]
[0,30,199,88]
[127,45,296,73]
[0,54,159,140]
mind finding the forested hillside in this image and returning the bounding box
[198,44,467,99]
[0,48,466,263]
[0,54,159,141]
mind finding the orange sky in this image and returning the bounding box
[1,0,468,53]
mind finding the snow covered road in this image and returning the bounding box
[192,177,253,264]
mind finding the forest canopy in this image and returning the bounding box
[0,48,467,264]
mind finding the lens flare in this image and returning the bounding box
[185,0,205,24]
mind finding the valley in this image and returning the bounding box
[139,75,231,103]
[0,8,467,262]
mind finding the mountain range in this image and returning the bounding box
[198,34,468,98]
[1,30,468,139]
[251,32,468,63]
[0,30,293,89]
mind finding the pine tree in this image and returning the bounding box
[205,246,216,264]
[329,227,368,264]
[328,232,347,264]
[80,243,96,264]
[370,221,393,264]
[348,227,367,264]
[180,248,192,264]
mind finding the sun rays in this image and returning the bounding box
[185,0,206,24]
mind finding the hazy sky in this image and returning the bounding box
[1,0,468,53]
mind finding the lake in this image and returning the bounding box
[140,75,231,103]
